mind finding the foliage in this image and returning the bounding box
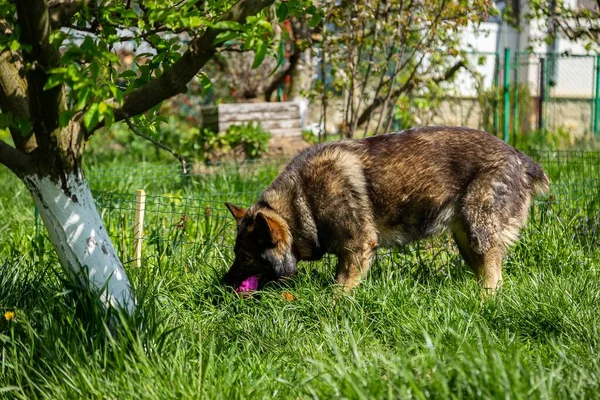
[311,0,494,138]
[526,0,600,51]
[224,122,272,159]
[301,129,319,144]
[0,0,318,315]
[160,119,272,162]
[0,0,317,136]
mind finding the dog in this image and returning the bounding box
[222,126,549,292]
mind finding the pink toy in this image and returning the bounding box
[235,276,259,293]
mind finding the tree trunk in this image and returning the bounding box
[22,168,136,314]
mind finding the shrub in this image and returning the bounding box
[224,122,271,160]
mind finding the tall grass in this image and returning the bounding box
[1,150,599,399]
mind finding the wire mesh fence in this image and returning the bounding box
[94,190,235,268]
[85,158,287,194]
[495,52,597,138]
[513,53,598,135]
[81,150,600,269]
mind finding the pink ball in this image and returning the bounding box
[235,276,260,293]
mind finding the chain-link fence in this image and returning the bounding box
[440,51,600,140]
[510,52,597,137]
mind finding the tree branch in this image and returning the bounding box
[264,50,300,101]
[0,139,32,176]
[48,0,89,29]
[356,60,465,128]
[109,0,274,127]
[125,119,188,174]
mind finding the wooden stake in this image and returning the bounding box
[133,189,146,268]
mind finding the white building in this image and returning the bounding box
[456,0,597,98]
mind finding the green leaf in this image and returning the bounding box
[43,74,64,90]
[214,31,240,45]
[308,11,322,28]
[83,103,99,130]
[98,102,108,116]
[99,102,114,129]
[252,40,268,69]
[198,72,212,91]
[276,3,288,21]
[122,8,137,19]
[257,20,273,33]
[118,70,138,78]
[155,115,168,124]
[15,118,31,136]
[0,112,13,130]
[135,52,155,60]
[213,21,243,31]
[189,16,203,28]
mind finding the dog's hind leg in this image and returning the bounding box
[335,233,378,291]
[454,168,532,291]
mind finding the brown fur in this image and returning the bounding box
[222,126,550,291]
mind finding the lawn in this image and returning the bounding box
[1,149,599,399]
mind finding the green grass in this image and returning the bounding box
[1,150,600,399]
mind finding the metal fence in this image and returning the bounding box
[76,150,600,269]
[455,51,599,140]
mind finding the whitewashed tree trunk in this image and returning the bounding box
[23,169,136,315]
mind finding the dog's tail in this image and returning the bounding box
[520,153,550,195]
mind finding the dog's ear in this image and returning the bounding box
[255,212,284,245]
[225,202,246,223]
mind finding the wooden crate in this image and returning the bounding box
[199,101,303,137]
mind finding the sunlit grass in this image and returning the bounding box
[1,150,600,398]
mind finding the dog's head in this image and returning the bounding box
[221,202,298,290]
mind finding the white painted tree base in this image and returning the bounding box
[24,170,136,315]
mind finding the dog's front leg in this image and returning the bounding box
[335,239,377,291]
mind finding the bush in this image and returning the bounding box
[195,122,272,162]
[224,122,271,160]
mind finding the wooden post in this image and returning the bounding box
[133,189,146,268]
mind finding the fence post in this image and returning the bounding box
[133,189,146,268]
[493,53,500,137]
[594,54,600,136]
[512,52,520,146]
[538,57,546,132]
[503,47,511,142]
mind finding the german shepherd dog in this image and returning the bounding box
[222,127,549,292]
